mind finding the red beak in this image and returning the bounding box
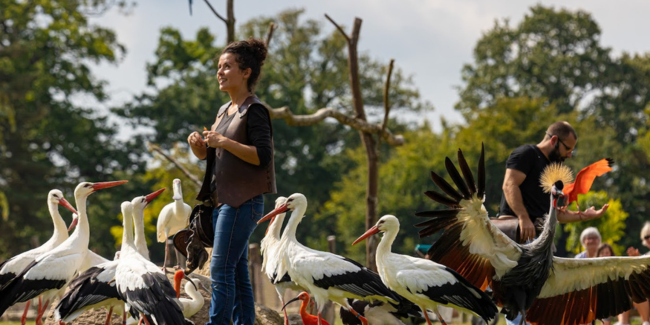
[58,197,78,215]
[174,270,184,299]
[352,226,380,246]
[264,216,277,235]
[67,215,78,232]
[91,180,129,192]
[145,188,166,203]
[258,204,289,225]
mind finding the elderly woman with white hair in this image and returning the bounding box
[575,226,601,258]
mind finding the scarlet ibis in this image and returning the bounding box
[416,145,650,325]
[259,193,399,325]
[55,189,165,325]
[353,215,498,325]
[282,291,330,325]
[0,190,77,324]
[563,158,614,210]
[0,181,128,325]
[156,179,191,270]
[173,270,205,318]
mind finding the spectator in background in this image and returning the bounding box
[624,222,650,325]
[575,227,601,258]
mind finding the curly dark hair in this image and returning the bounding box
[597,243,615,257]
[221,38,268,92]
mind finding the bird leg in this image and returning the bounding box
[317,312,323,325]
[348,307,368,325]
[420,306,434,325]
[143,316,152,325]
[280,298,290,325]
[20,300,31,325]
[518,310,527,325]
[122,309,127,325]
[105,306,114,325]
[35,299,50,325]
[433,307,448,325]
[161,241,170,274]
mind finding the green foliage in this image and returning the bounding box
[0,0,147,259]
[563,191,628,256]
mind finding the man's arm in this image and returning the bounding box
[502,168,536,242]
[556,204,609,223]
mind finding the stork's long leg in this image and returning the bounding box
[105,306,114,325]
[347,307,368,325]
[161,239,170,274]
[20,300,31,325]
[420,306,434,325]
[35,299,50,325]
[518,310,527,325]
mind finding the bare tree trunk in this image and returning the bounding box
[225,0,235,44]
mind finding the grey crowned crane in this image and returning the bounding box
[0,181,128,325]
[258,193,401,325]
[353,215,498,325]
[416,145,650,325]
[54,189,166,325]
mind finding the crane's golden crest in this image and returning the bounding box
[540,163,573,193]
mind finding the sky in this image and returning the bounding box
[89,0,650,133]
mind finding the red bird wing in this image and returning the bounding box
[565,158,614,204]
[527,255,650,325]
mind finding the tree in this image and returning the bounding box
[0,0,146,259]
[114,9,429,258]
[456,5,650,251]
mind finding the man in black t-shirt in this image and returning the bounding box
[498,121,609,243]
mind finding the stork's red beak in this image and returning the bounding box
[264,216,276,235]
[68,214,78,232]
[258,204,289,225]
[58,197,78,215]
[352,226,380,246]
[91,180,129,192]
[146,188,166,203]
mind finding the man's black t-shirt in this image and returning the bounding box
[498,144,551,223]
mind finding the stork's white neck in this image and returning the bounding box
[173,182,185,213]
[70,190,91,250]
[375,227,397,269]
[268,212,286,240]
[122,208,135,253]
[47,199,69,244]
[281,204,307,242]
[132,207,150,259]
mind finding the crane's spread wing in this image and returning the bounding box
[527,255,650,325]
[416,144,522,290]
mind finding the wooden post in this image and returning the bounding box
[249,243,264,305]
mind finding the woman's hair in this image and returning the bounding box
[221,38,268,92]
[597,243,615,257]
[579,227,601,247]
[641,221,650,240]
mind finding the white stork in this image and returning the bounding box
[173,270,205,318]
[258,193,399,325]
[353,215,498,325]
[0,189,77,324]
[260,196,307,325]
[116,196,191,325]
[156,178,191,271]
[0,180,128,325]
[55,189,165,325]
[416,144,650,325]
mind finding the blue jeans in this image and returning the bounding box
[206,195,264,325]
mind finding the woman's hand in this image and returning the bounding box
[188,131,206,148]
[203,130,230,149]
[188,131,207,159]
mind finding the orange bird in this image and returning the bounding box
[563,158,614,209]
[282,292,330,325]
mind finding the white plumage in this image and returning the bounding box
[0,181,128,324]
[354,215,498,325]
[258,193,398,325]
[156,178,191,269]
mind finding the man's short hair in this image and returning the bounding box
[546,121,577,142]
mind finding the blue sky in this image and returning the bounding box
[89,0,650,133]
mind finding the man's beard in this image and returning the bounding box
[548,147,566,163]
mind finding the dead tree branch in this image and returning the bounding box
[265,22,276,47]
[203,0,227,23]
[148,143,202,187]
[266,105,404,146]
[381,59,395,134]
